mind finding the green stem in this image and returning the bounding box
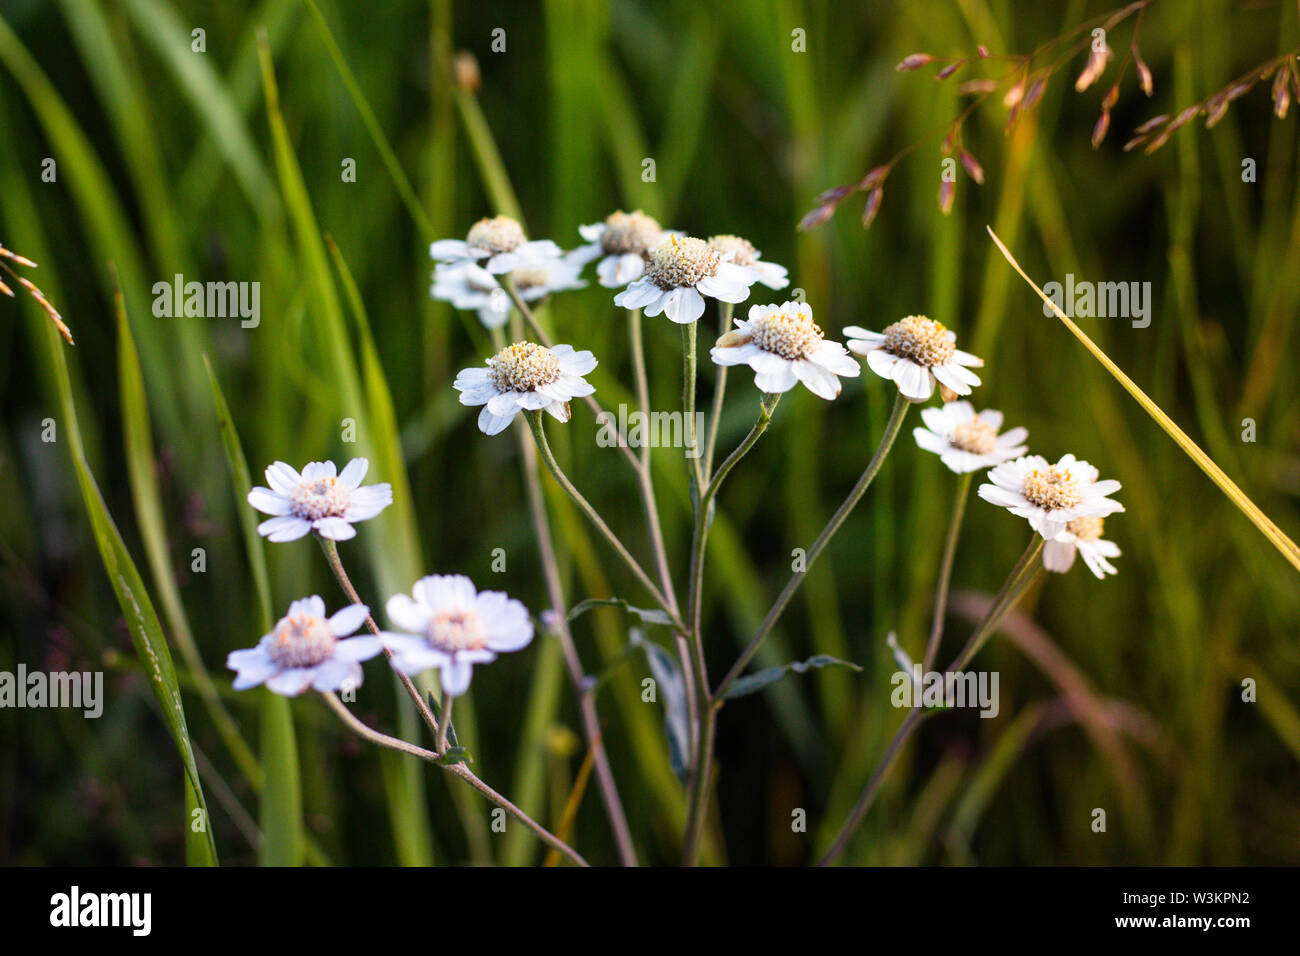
[922,472,974,671]
[437,693,454,754]
[683,321,705,493]
[317,537,442,739]
[682,391,781,865]
[816,536,1045,866]
[713,392,912,702]
[702,302,735,483]
[526,412,682,629]
[320,691,589,866]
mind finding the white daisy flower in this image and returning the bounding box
[1044,516,1121,579]
[613,234,756,323]
[429,215,562,275]
[568,210,669,288]
[913,401,1028,473]
[707,234,789,290]
[381,575,534,697]
[431,258,586,329]
[227,596,382,697]
[710,301,860,399]
[844,315,984,402]
[248,458,393,542]
[454,341,597,436]
[978,454,1124,540]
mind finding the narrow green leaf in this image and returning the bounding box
[43,319,217,865]
[723,655,863,701]
[631,630,690,781]
[569,597,675,628]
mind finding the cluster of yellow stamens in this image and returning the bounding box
[467,215,526,254]
[645,235,720,290]
[428,608,486,652]
[1022,465,1083,511]
[600,210,663,256]
[745,304,824,360]
[488,342,562,392]
[951,417,999,455]
[510,267,551,291]
[291,475,350,520]
[882,315,956,367]
[708,234,758,267]
[267,612,336,668]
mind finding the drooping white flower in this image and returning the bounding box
[227,596,382,696]
[978,454,1124,539]
[429,215,562,275]
[710,301,859,399]
[431,258,586,329]
[1044,516,1121,578]
[707,234,789,290]
[613,234,755,323]
[913,401,1028,474]
[248,459,392,542]
[381,575,534,696]
[844,315,983,402]
[454,341,597,436]
[568,210,670,288]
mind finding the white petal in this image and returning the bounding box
[265,462,301,496]
[892,360,934,401]
[663,286,706,324]
[344,484,392,522]
[328,603,370,637]
[266,668,315,696]
[313,517,357,541]
[1043,539,1078,573]
[338,458,369,490]
[439,658,475,697]
[258,515,312,542]
[248,487,293,516]
[334,635,384,662]
[793,360,841,399]
[386,593,433,632]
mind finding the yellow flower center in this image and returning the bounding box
[467,215,526,254]
[291,476,351,521]
[747,305,824,360]
[488,342,563,392]
[268,612,336,668]
[1022,466,1083,511]
[952,418,999,454]
[1066,516,1104,541]
[601,210,663,256]
[882,315,956,367]
[428,609,486,652]
[707,234,758,267]
[646,235,720,290]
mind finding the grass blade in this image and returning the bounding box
[43,319,218,865]
[987,225,1300,574]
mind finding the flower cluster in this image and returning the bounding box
[232,457,534,697]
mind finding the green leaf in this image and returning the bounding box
[569,597,675,628]
[631,630,690,782]
[437,746,473,767]
[723,655,863,701]
[42,319,217,865]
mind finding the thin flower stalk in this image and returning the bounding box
[319,692,589,867]
[526,411,682,628]
[713,392,912,703]
[922,472,974,671]
[702,302,735,482]
[499,319,639,866]
[817,536,1045,865]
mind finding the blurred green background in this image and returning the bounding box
[1,0,1298,865]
